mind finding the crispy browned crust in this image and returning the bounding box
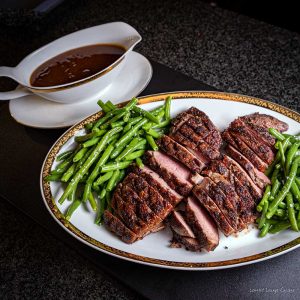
[241,112,288,133]
[131,166,183,206]
[120,184,163,226]
[103,210,138,244]
[225,144,270,189]
[228,122,275,164]
[171,231,203,252]
[112,192,149,236]
[123,173,174,220]
[185,200,219,251]
[157,135,206,173]
[206,160,257,224]
[222,130,268,172]
[193,184,235,236]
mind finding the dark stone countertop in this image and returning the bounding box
[0,0,299,299]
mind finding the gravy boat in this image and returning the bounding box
[0,22,141,104]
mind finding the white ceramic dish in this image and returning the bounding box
[40,91,300,270]
[0,22,141,103]
[9,51,152,128]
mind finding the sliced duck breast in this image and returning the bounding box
[103,210,139,244]
[144,150,195,196]
[226,144,270,189]
[185,197,219,251]
[157,135,206,173]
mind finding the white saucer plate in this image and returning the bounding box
[40,91,300,270]
[9,51,152,128]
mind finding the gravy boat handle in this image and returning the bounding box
[0,67,32,100]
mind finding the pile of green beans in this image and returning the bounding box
[45,97,172,223]
[257,128,300,237]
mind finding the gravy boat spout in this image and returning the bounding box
[0,22,142,103]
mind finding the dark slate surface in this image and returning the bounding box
[0,0,300,299]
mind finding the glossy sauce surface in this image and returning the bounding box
[30,44,125,87]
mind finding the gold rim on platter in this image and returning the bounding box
[40,91,300,269]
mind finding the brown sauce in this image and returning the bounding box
[30,44,126,87]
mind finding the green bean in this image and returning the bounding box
[99,187,106,199]
[58,127,122,204]
[142,122,152,131]
[44,174,61,182]
[70,183,77,202]
[82,137,100,148]
[296,177,300,186]
[269,128,285,141]
[258,201,269,229]
[259,222,271,237]
[115,137,142,162]
[152,119,171,129]
[75,132,95,143]
[136,157,144,168]
[156,109,166,119]
[99,98,135,130]
[52,156,73,174]
[133,106,160,124]
[85,123,94,132]
[283,133,300,143]
[106,101,116,110]
[269,221,291,234]
[291,182,300,204]
[269,179,281,200]
[150,105,164,115]
[75,128,106,143]
[257,185,271,212]
[124,150,145,161]
[257,218,279,225]
[116,169,126,185]
[114,118,148,149]
[97,100,111,113]
[107,133,120,145]
[61,163,76,182]
[82,143,115,202]
[107,170,120,191]
[56,150,74,162]
[278,202,287,209]
[128,116,143,125]
[101,161,132,173]
[134,140,147,151]
[165,96,171,120]
[286,192,298,231]
[142,111,165,131]
[92,184,100,193]
[75,147,94,171]
[271,164,281,185]
[275,208,286,217]
[278,142,286,170]
[125,97,138,109]
[100,108,128,129]
[65,199,81,221]
[265,137,291,176]
[94,171,114,186]
[95,197,106,224]
[146,129,162,139]
[146,135,158,150]
[73,147,88,162]
[92,109,122,130]
[111,120,125,128]
[295,203,300,211]
[88,192,97,211]
[286,142,300,174]
[267,156,300,218]
[105,190,112,204]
